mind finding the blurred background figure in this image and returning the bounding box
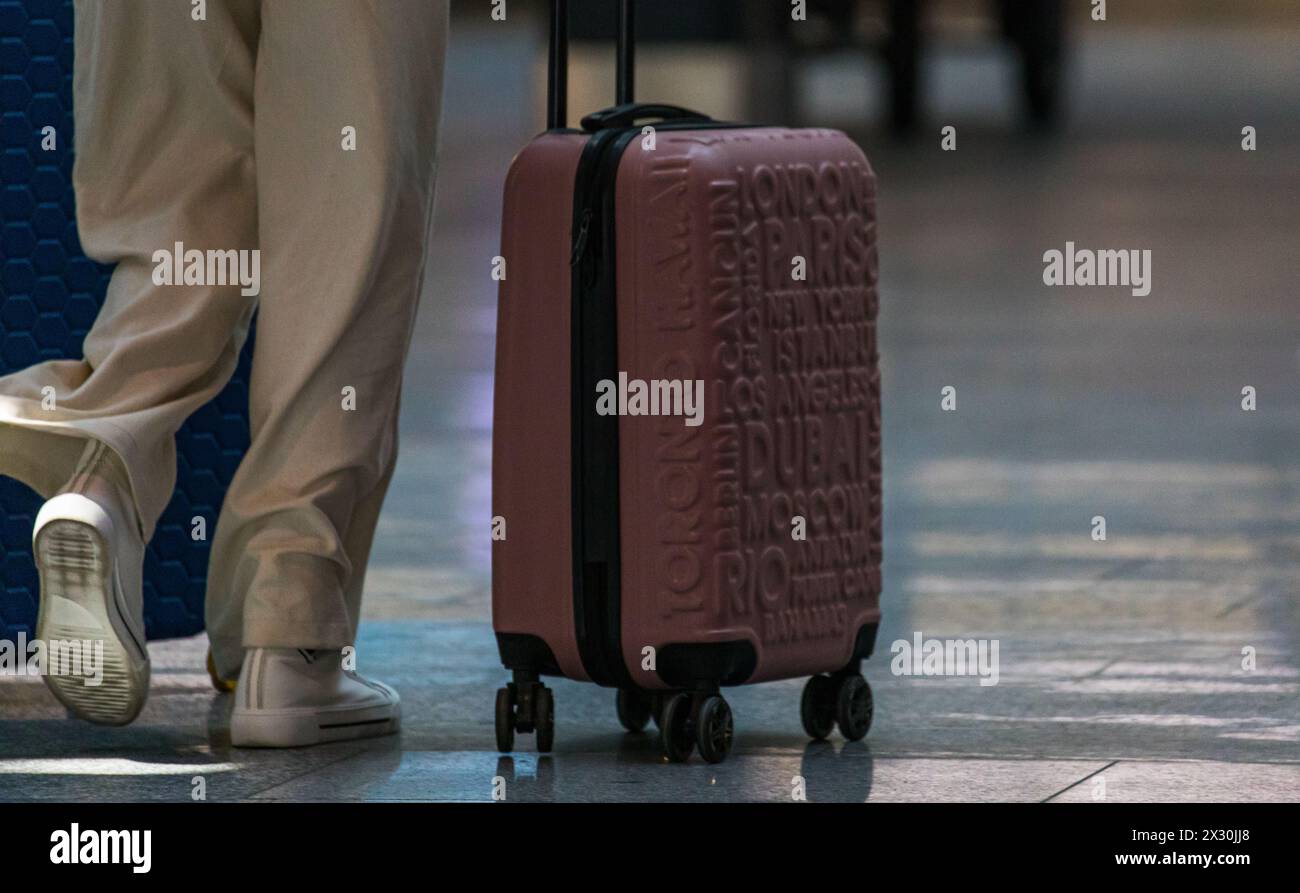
[565,0,1067,131]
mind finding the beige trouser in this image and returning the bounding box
[0,0,447,679]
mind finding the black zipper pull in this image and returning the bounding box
[570,208,592,267]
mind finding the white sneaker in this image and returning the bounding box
[32,440,149,725]
[230,648,400,748]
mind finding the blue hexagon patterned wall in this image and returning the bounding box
[1,0,251,641]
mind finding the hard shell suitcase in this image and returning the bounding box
[492,0,881,763]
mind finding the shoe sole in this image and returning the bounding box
[33,494,150,726]
[231,703,401,748]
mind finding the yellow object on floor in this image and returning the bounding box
[207,649,237,694]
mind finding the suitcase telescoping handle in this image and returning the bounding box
[547,0,712,132]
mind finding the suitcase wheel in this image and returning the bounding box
[660,691,734,765]
[803,672,874,743]
[615,688,653,733]
[534,687,555,753]
[495,687,515,752]
[800,675,837,740]
[695,695,734,765]
[834,674,874,742]
[660,693,696,763]
[495,672,555,755]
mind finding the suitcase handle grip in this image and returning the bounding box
[580,102,713,132]
[549,0,640,130]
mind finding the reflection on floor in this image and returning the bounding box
[1,23,1298,802]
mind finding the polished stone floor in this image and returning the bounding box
[1,21,1298,802]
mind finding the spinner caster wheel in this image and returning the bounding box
[695,694,734,764]
[616,688,653,732]
[835,674,874,741]
[497,674,554,753]
[535,686,555,753]
[660,692,695,763]
[800,675,836,740]
[495,686,515,753]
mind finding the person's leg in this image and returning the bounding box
[209,0,446,745]
[0,0,261,539]
[0,0,260,724]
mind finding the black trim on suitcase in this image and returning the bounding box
[569,126,631,689]
[568,120,745,689]
[656,642,757,690]
[496,632,563,677]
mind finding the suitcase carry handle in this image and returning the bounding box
[549,0,708,130]
[580,102,713,132]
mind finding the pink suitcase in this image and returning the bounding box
[492,0,881,763]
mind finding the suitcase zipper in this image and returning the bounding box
[568,120,752,689]
[570,126,626,688]
[569,209,592,267]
